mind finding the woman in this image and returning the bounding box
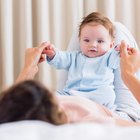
[0,42,140,126]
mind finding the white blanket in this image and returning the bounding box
[0,121,140,140]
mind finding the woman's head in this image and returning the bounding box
[0,80,67,125]
[79,12,115,58]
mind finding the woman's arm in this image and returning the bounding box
[120,41,140,103]
[16,42,48,83]
[112,23,140,121]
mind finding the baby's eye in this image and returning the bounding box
[98,40,104,43]
[84,39,89,42]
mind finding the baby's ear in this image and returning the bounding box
[110,41,115,48]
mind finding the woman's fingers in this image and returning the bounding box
[120,41,128,57]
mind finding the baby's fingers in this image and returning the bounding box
[39,54,46,63]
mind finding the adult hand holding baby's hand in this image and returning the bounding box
[16,42,49,82]
[42,42,56,60]
[120,40,140,75]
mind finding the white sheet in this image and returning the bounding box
[0,121,140,140]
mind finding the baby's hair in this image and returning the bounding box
[79,12,115,40]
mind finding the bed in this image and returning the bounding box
[0,121,140,140]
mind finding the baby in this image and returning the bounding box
[43,12,120,110]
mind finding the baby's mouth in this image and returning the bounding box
[89,48,98,53]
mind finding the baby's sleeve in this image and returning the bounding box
[108,49,120,69]
[46,50,78,70]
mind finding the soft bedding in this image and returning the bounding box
[0,121,140,140]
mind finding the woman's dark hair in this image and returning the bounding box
[0,80,67,125]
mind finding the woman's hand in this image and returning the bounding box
[24,42,48,67]
[119,40,140,103]
[16,42,48,83]
[120,40,140,76]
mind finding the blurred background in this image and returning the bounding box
[0,0,140,92]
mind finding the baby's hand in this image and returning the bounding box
[42,42,56,59]
[115,41,132,57]
[114,45,120,51]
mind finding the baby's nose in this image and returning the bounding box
[90,41,97,48]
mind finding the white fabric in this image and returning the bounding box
[0,121,140,140]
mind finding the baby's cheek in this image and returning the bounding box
[102,46,111,53]
[100,48,108,55]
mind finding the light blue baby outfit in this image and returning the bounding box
[47,48,120,110]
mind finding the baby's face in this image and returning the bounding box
[79,23,114,58]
